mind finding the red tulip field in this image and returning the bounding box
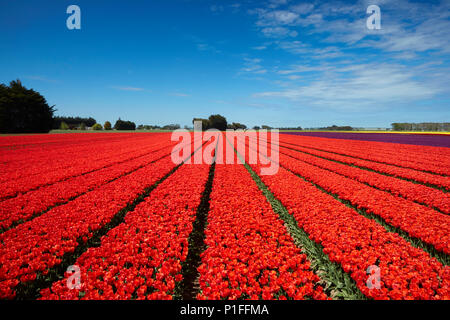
[0,132,448,300]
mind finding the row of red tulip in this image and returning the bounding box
[0,132,155,148]
[277,140,450,190]
[0,133,164,178]
[279,135,450,176]
[0,134,170,188]
[0,154,181,299]
[278,146,450,214]
[248,161,450,300]
[197,163,329,300]
[0,143,176,231]
[0,139,175,201]
[40,161,211,300]
[279,133,450,171]
[277,152,450,254]
[0,132,166,164]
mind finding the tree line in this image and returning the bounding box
[391,123,450,131]
[192,115,278,131]
[137,124,181,130]
[3,80,449,134]
[318,125,353,131]
[0,80,55,133]
[53,116,96,130]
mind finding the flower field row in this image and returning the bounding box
[0,143,178,232]
[277,145,450,213]
[0,146,191,299]
[279,134,450,176]
[0,131,448,300]
[0,133,168,182]
[245,160,449,300]
[275,152,450,254]
[197,163,329,300]
[280,133,450,170]
[284,131,450,148]
[277,140,450,191]
[0,138,175,200]
[40,160,211,300]
[0,132,149,149]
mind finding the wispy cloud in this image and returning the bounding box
[24,75,59,83]
[210,4,224,13]
[240,57,267,74]
[186,35,222,54]
[210,3,241,14]
[111,86,147,92]
[254,63,442,110]
[249,0,450,54]
[197,43,221,53]
[261,27,297,38]
[267,0,289,9]
[241,0,449,114]
[170,92,190,97]
[252,45,268,50]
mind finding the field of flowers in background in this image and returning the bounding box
[0,131,448,300]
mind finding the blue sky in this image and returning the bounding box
[1,0,449,128]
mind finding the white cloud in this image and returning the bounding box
[170,92,190,97]
[210,5,224,13]
[290,3,314,15]
[243,0,449,113]
[277,64,333,75]
[252,45,267,50]
[240,57,267,74]
[210,3,242,14]
[254,63,441,110]
[186,35,222,54]
[197,43,221,53]
[261,27,297,38]
[24,75,58,83]
[112,86,146,92]
[257,10,299,25]
[249,0,450,54]
[267,0,289,9]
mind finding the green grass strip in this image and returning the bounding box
[13,143,205,300]
[248,137,450,266]
[279,149,448,214]
[174,159,216,300]
[283,165,450,267]
[226,137,366,300]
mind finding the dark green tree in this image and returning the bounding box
[104,121,112,130]
[53,116,96,129]
[114,118,136,130]
[60,121,69,130]
[92,123,102,130]
[162,124,180,130]
[230,122,247,130]
[208,114,227,131]
[0,80,55,133]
